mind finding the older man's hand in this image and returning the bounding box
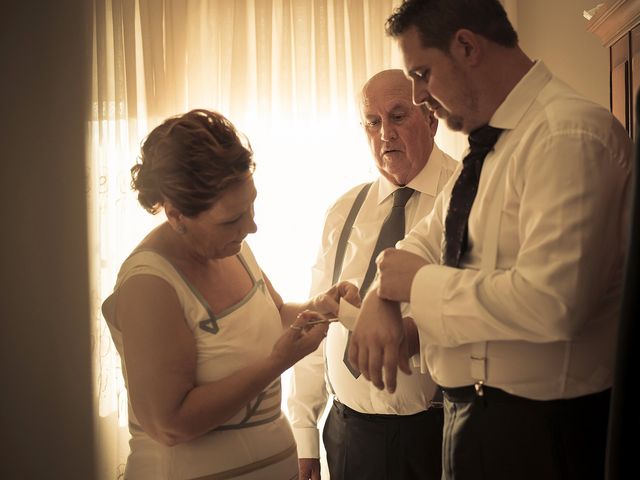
[376,248,427,302]
[348,285,410,393]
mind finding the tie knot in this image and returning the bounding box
[392,187,414,208]
[468,125,503,152]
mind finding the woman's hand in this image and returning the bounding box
[261,271,359,329]
[309,280,361,317]
[269,310,329,371]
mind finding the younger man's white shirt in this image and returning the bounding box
[398,61,632,400]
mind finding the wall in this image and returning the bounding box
[516,0,609,108]
[0,1,96,479]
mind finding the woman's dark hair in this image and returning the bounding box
[386,0,518,51]
[130,109,255,217]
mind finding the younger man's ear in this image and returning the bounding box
[451,29,482,66]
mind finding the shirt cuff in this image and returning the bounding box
[292,427,321,458]
[403,309,423,370]
[410,264,454,346]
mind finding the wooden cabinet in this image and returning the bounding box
[588,0,640,138]
[632,24,640,135]
[611,34,630,132]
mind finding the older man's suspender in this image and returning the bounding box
[331,183,373,284]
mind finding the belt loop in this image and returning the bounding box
[429,387,444,408]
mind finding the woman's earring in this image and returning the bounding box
[176,224,186,235]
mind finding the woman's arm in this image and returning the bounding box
[261,270,360,328]
[117,274,327,446]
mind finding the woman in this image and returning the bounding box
[102,109,356,479]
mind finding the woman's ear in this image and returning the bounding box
[164,200,186,234]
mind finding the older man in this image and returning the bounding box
[288,69,457,480]
[349,1,633,479]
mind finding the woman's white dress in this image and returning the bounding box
[102,242,298,480]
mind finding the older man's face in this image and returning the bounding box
[361,71,437,186]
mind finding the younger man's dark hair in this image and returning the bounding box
[386,0,518,51]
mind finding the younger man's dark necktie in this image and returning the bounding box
[442,125,503,267]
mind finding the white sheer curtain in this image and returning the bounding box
[89,1,464,477]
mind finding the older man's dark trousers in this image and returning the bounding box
[322,399,443,480]
[441,385,611,480]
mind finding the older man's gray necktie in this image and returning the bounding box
[343,186,415,378]
[442,125,503,267]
